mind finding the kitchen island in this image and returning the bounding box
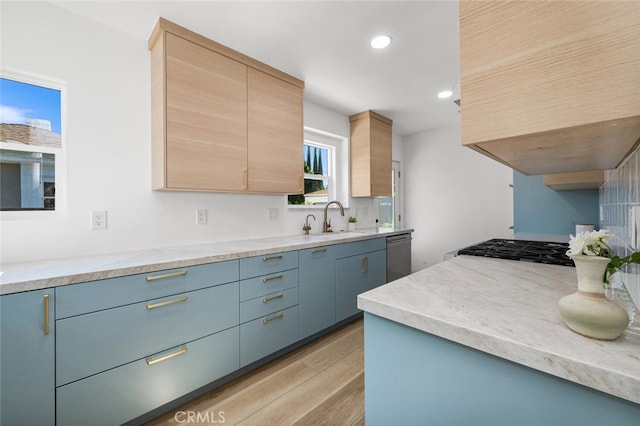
[358,256,640,425]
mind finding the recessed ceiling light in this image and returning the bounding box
[438,90,453,99]
[370,35,392,49]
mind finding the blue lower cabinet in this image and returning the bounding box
[298,245,337,339]
[336,249,387,322]
[56,327,239,426]
[363,250,387,292]
[335,255,366,322]
[240,305,299,367]
[240,251,298,280]
[0,289,55,426]
[56,282,239,386]
[240,287,298,323]
[239,268,298,302]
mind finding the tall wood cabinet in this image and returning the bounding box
[459,1,640,176]
[149,18,303,193]
[350,110,392,197]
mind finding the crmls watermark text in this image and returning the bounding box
[174,410,225,424]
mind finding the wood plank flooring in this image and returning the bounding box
[147,318,364,426]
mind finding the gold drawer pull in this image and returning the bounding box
[146,346,188,366]
[146,270,187,282]
[262,255,283,262]
[312,248,327,254]
[263,274,284,283]
[43,294,50,335]
[146,296,188,310]
[263,293,284,303]
[263,312,284,324]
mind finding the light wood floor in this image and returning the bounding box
[147,318,365,426]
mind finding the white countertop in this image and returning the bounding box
[358,255,640,405]
[0,227,411,295]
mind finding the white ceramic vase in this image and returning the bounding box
[348,222,356,232]
[558,255,629,340]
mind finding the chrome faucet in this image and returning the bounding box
[323,200,345,232]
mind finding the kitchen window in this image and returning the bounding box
[288,127,348,207]
[0,71,66,217]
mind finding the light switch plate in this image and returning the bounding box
[196,208,207,225]
[268,208,279,221]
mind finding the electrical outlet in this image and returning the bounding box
[91,210,107,230]
[268,207,279,221]
[196,208,208,225]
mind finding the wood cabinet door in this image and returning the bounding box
[350,112,392,197]
[247,67,303,193]
[165,33,248,191]
[370,117,392,197]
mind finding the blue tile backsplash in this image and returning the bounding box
[600,145,640,305]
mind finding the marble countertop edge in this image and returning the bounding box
[358,257,640,404]
[358,270,640,405]
[1,228,413,295]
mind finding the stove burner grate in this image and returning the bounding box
[457,239,573,267]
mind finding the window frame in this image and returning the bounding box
[288,126,349,209]
[0,69,67,220]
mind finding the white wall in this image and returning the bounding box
[403,123,513,270]
[0,1,378,264]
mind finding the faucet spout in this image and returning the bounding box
[323,200,345,233]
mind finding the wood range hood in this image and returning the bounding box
[459,0,640,189]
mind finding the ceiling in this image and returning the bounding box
[51,0,461,137]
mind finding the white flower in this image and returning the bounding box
[566,230,614,258]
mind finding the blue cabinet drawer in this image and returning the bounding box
[56,282,239,386]
[240,305,299,367]
[239,268,298,301]
[56,327,239,426]
[239,251,298,279]
[56,260,239,319]
[334,237,386,259]
[240,287,298,323]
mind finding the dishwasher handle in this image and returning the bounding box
[387,234,412,244]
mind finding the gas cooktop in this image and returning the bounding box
[457,239,573,267]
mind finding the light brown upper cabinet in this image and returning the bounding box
[350,110,392,197]
[459,1,640,176]
[248,68,303,193]
[149,18,304,193]
[543,170,605,191]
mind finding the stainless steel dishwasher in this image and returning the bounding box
[386,233,412,282]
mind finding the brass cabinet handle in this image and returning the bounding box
[311,248,327,254]
[43,294,50,335]
[263,312,284,324]
[146,296,188,310]
[362,255,369,273]
[262,255,283,262]
[263,293,284,303]
[299,174,303,193]
[263,274,284,283]
[146,346,188,366]
[243,168,248,190]
[146,270,187,282]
